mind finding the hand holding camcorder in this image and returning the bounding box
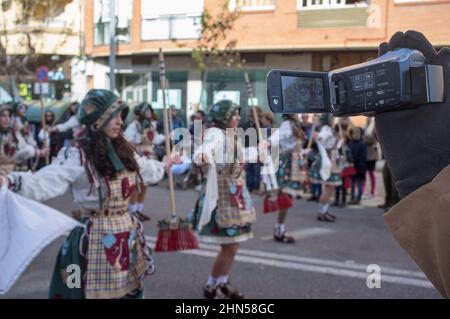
[267,39,444,117]
[374,31,450,198]
[267,30,450,198]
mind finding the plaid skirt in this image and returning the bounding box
[49,213,154,299]
[191,184,253,245]
[276,153,304,194]
[84,213,154,299]
[308,157,342,186]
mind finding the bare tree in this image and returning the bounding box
[175,1,242,110]
[0,0,78,100]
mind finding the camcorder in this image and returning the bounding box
[266,48,444,116]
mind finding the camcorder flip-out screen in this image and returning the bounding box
[267,70,330,114]
[266,49,444,117]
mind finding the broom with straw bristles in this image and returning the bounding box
[243,72,292,213]
[154,48,199,252]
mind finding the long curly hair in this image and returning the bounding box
[80,131,139,179]
[283,114,306,140]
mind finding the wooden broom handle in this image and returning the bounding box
[159,49,177,216]
[244,72,262,141]
[306,115,318,150]
[39,83,49,165]
[337,120,348,164]
[244,71,279,190]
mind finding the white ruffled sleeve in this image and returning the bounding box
[8,147,85,202]
[124,121,142,145]
[56,115,80,133]
[135,153,165,185]
[12,132,36,163]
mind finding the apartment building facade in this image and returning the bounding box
[0,0,85,101]
[84,0,450,122]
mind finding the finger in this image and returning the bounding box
[388,31,406,51]
[404,30,437,62]
[435,47,450,64]
[378,42,390,57]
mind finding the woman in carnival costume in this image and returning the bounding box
[191,100,256,299]
[0,104,46,175]
[268,114,306,243]
[0,89,169,299]
[124,102,164,222]
[309,114,342,222]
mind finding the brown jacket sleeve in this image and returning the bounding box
[384,165,450,298]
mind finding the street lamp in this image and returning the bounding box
[109,0,116,92]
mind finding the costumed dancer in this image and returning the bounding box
[268,114,306,243]
[191,100,256,299]
[47,101,83,147]
[333,118,355,208]
[0,104,46,176]
[10,102,28,132]
[277,114,306,198]
[309,114,342,222]
[11,102,37,171]
[0,89,169,299]
[124,102,164,222]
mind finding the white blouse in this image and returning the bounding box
[124,120,143,145]
[8,146,165,210]
[270,120,298,152]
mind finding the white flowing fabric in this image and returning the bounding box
[0,185,81,294]
[317,126,335,182]
[194,129,221,231]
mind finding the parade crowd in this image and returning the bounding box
[0,92,398,299]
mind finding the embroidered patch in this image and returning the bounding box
[83,103,95,115]
[102,232,130,271]
[121,177,135,199]
[226,228,238,236]
[101,232,117,249]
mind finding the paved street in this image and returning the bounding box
[1,175,441,299]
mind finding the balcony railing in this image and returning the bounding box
[297,0,369,28]
[297,0,368,10]
[141,14,202,41]
[229,0,276,11]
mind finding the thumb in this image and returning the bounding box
[404,30,437,62]
[435,47,450,64]
[378,42,389,57]
[388,31,406,51]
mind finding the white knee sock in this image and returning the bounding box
[217,275,229,285]
[207,275,218,287]
[129,203,138,213]
[137,203,144,213]
[275,223,285,235]
[319,204,329,214]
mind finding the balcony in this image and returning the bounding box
[141,14,202,41]
[229,0,276,11]
[297,0,369,28]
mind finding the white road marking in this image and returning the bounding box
[260,227,335,241]
[145,236,432,288]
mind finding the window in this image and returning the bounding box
[229,0,276,11]
[141,0,204,40]
[203,70,269,117]
[117,74,149,104]
[94,0,132,45]
[151,71,188,119]
[141,15,202,40]
[297,0,368,10]
[394,0,445,3]
[0,85,13,104]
